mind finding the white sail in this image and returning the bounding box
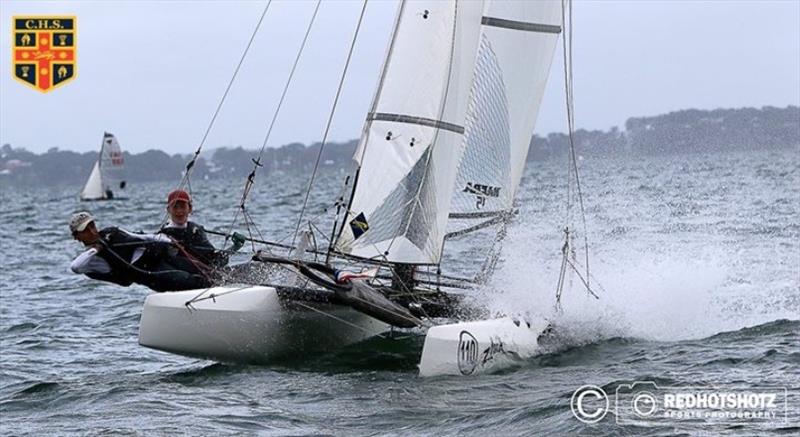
[80,132,125,200]
[448,0,562,237]
[334,0,484,264]
[80,161,104,200]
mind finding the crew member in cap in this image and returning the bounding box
[69,211,211,292]
[159,189,244,273]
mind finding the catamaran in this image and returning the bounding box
[138,0,593,377]
[80,132,127,201]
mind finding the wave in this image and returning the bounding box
[12,381,60,396]
[704,318,799,341]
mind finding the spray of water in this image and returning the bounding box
[473,213,745,350]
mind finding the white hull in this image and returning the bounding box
[418,316,550,377]
[138,286,390,363]
[139,287,549,376]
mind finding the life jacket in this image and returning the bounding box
[159,222,203,248]
[93,227,165,284]
[159,222,225,268]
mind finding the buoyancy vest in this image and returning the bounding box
[159,222,225,267]
[94,227,165,284]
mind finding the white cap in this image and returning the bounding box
[69,211,95,233]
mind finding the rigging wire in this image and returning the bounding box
[174,0,274,193]
[158,1,272,231]
[557,0,593,306]
[222,0,323,246]
[290,0,370,251]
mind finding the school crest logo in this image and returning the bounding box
[12,16,76,93]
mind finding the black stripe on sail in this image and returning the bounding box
[481,16,562,34]
[445,215,507,240]
[449,209,514,220]
[368,112,465,134]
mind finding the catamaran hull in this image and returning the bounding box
[138,286,390,363]
[418,317,550,377]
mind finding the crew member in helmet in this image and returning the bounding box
[158,189,244,274]
[68,211,211,292]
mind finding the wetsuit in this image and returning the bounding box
[70,227,211,292]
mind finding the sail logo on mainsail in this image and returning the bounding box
[463,182,501,209]
[463,182,501,198]
[12,16,77,93]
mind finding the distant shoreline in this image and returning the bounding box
[2,105,797,188]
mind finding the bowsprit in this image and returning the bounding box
[12,16,77,93]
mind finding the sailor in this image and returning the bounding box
[68,211,211,292]
[158,189,244,273]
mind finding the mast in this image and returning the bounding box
[97,132,107,197]
[331,0,407,259]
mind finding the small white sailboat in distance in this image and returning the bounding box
[80,132,127,201]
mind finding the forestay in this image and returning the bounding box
[335,0,484,265]
[447,0,562,238]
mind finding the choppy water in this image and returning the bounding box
[1,149,798,435]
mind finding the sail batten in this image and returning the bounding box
[367,112,465,134]
[481,16,562,34]
[449,210,512,220]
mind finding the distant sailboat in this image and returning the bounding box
[80,132,127,201]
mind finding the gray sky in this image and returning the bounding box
[1,0,798,154]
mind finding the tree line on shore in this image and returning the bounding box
[1,105,797,188]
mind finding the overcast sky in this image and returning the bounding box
[1,0,798,154]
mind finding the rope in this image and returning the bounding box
[223,0,323,249]
[169,238,215,284]
[291,0,369,251]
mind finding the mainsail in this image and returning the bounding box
[448,0,562,238]
[334,0,485,265]
[80,132,125,200]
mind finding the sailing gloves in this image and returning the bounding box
[230,232,246,252]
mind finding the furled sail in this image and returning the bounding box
[80,132,125,200]
[334,0,484,264]
[447,0,562,238]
